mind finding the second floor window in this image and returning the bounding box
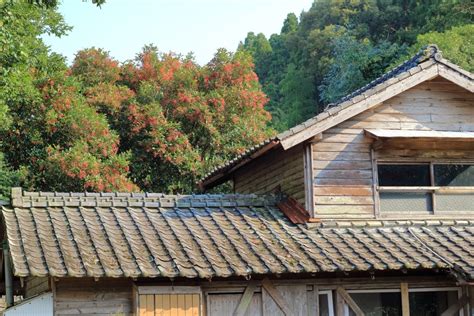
[377,163,474,214]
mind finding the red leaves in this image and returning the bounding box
[16,46,274,193]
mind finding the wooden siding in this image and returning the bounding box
[24,277,50,298]
[54,278,133,315]
[48,275,461,315]
[234,145,305,204]
[312,77,474,218]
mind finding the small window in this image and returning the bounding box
[434,164,474,186]
[137,286,201,316]
[344,288,462,316]
[318,290,335,316]
[378,164,430,186]
[378,163,474,214]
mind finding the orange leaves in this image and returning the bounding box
[47,143,138,192]
[85,82,135,114]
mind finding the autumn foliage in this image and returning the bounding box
[2,43,272,193]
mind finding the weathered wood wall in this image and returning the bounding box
[24,277,50,298]
[312,77,474,218]
[234,145,305,204]
[54,278,133,315]
[50,275,461,315]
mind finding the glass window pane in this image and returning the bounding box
[380,192,432,213]
[378,165,430,186]
[409,291,458,316]
[434,164,474,186]
[319,294,330,316]
[349,292,402,316]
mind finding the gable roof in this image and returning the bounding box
[199,45,474,190]
[3,189,473,280]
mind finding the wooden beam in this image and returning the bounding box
[280,63,438,150]
[440,295,468,316]
[303,143,315,215]
[233,282,257,316]
[469,286,474,316]
[401,282,410,316]
[336,290,345,316]
[336,287,364,316]
[261,279,294,316]
[438,64,474,93]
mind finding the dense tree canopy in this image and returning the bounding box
[239,0,473,131]
[0,1,272,195]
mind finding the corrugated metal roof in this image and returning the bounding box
[3,190,473,280]
[199,45,474,189]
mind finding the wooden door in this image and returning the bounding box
[138,293,200,316]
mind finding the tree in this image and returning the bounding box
[319,36,403,103]
[70,47,273,193]
[0,1,136,193]
[405,25,473,72]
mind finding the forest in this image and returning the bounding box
[0,0,472,197]
[238,0,473,131]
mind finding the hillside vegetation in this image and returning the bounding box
[238,0,473,131]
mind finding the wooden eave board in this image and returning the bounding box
[364,129,474,141]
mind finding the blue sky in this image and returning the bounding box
[44,0,313,65]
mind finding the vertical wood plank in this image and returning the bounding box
[191,294,200,316]
[336,291,344,316]
[156,294,163,316]
[139,295,147,316]
[401,282,410,316]
[184,294,193,316]
[146,294,155,316]
[371,148,380,218]
[163,294,171,316]
[171,295,178,316]
[304,143,315,215]
[177,294,185,316]
[307,286,319,316]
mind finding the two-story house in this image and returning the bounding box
[1,45,473,315]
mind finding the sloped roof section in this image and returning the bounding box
[3,189,473,280]
[199,45,474,189]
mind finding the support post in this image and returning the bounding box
[3,241,13,308]
[401,282,410,316]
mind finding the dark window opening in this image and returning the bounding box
[378,165,430,186]
[434,164,474,186]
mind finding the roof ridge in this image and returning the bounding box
[10,187,279,209]
[323,44,440,111]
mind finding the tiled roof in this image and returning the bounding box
[199,45,473,189]
[3,189,473,280]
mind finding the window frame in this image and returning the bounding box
[318,289,335,316]
[376,160,474,215]
[343,287,462,316]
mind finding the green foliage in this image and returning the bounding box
[0,153,19,201]
[241,0,472,131]
[403,24,474,72]
[319,37,403,103]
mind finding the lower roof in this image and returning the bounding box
[3,189,473,280]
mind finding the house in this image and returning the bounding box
[1,45,473,315]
